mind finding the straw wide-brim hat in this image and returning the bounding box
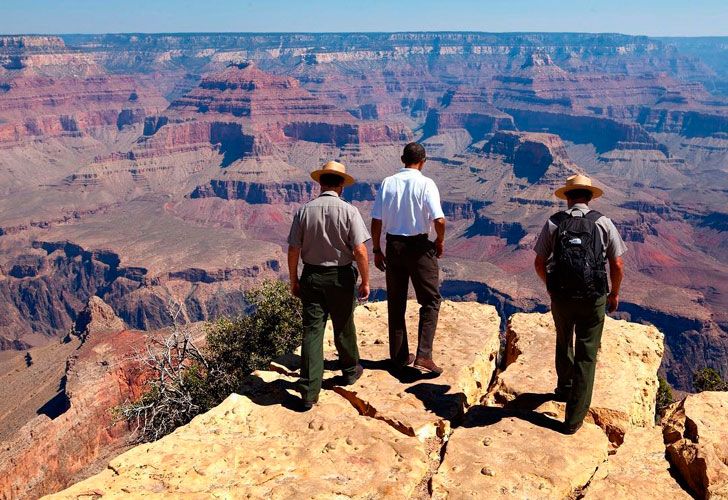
[554,174,604,200]
[310,160,355,187]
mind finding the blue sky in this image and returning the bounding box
[2,0,727,36]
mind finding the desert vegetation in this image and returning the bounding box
[119,280,302,442]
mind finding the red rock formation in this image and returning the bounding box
[142,63,412,155]
[0,299,147,499]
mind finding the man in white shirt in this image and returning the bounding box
[371,142,446,375]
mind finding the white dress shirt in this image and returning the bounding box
[372,168,445,236]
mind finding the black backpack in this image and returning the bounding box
[546,209,609,300]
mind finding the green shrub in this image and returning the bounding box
[205,280,302,395]
[120,280,302,442]
[655,376,674,422]
[693,367,728,392]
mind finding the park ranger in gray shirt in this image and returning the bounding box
[287,160,371,410]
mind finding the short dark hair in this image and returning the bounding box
[401,142,426,166]
[319,173,345,187]
[565,189,593,202]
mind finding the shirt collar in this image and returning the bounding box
[399,167,422,175]
[320,190,340,198]
[570,203,590,212]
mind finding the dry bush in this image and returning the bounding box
[119,280,302,442]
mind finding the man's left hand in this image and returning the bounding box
[290,281,301,298]
[607,292,619,313]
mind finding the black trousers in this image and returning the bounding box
[385,234,441,363]
[298,264,360,402]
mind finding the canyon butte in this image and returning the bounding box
[0,31,727,497]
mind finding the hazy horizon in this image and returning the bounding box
[2,0,728,37]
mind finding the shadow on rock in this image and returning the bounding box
[360,358,440,384]
[463,405,563,433]
[241,374,305,412]
[503,392,558,412]
[405,382,465,422]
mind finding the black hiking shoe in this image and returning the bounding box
[343,364,364,385]
[563,421,583,435]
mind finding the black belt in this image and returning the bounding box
[302,263,352,272]
[386,233,429,242]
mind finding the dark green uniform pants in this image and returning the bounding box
[298,264,360,402]
[551,294,606,427]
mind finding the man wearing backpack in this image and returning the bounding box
[533,174,626,434]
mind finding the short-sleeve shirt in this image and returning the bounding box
[371,168,445,236]
[533,203,627,266]
[288,191,371,267]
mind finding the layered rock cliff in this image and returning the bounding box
[45,300,716,500]
[0,298,148,499]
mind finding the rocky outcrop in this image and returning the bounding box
[663,391,728,499]
[0,316,147,499]
[487,313,665,444]
[73,296,126,337]
[585,427,692,499]
[48,383,430,499]
[47,303,702,499]
[432,408,609,498]
[323,301,501,439]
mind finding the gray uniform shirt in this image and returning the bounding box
[534,203,627,266]
[288,191,371,267]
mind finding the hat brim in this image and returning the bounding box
[554,184,603,200]
[310,169,356,187]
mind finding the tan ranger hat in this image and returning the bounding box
[310,160,355,187]
[554,174,604,200]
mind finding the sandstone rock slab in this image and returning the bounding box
[584,426,691,499]
[663,391,728,499]
[432,405,609,499]
[314,300,501,439]
[487,312,664,443]
[48,373,429,500]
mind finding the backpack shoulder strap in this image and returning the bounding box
[585,210,603,222]
[549,211,570,226]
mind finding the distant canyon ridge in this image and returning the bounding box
[0,32,727,392]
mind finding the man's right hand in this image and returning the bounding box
[290,281,301,298]
[374,252,386,272]
[358,282,370,301]
[435,238,445,258]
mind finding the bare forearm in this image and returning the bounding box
[353,244,369,285]
[287,246,301,284]
[609,256,624,295]
[433,218,446,241]
[371,218,383,251]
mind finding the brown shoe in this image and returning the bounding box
[391,354,416,371]
[413,357,443,375]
